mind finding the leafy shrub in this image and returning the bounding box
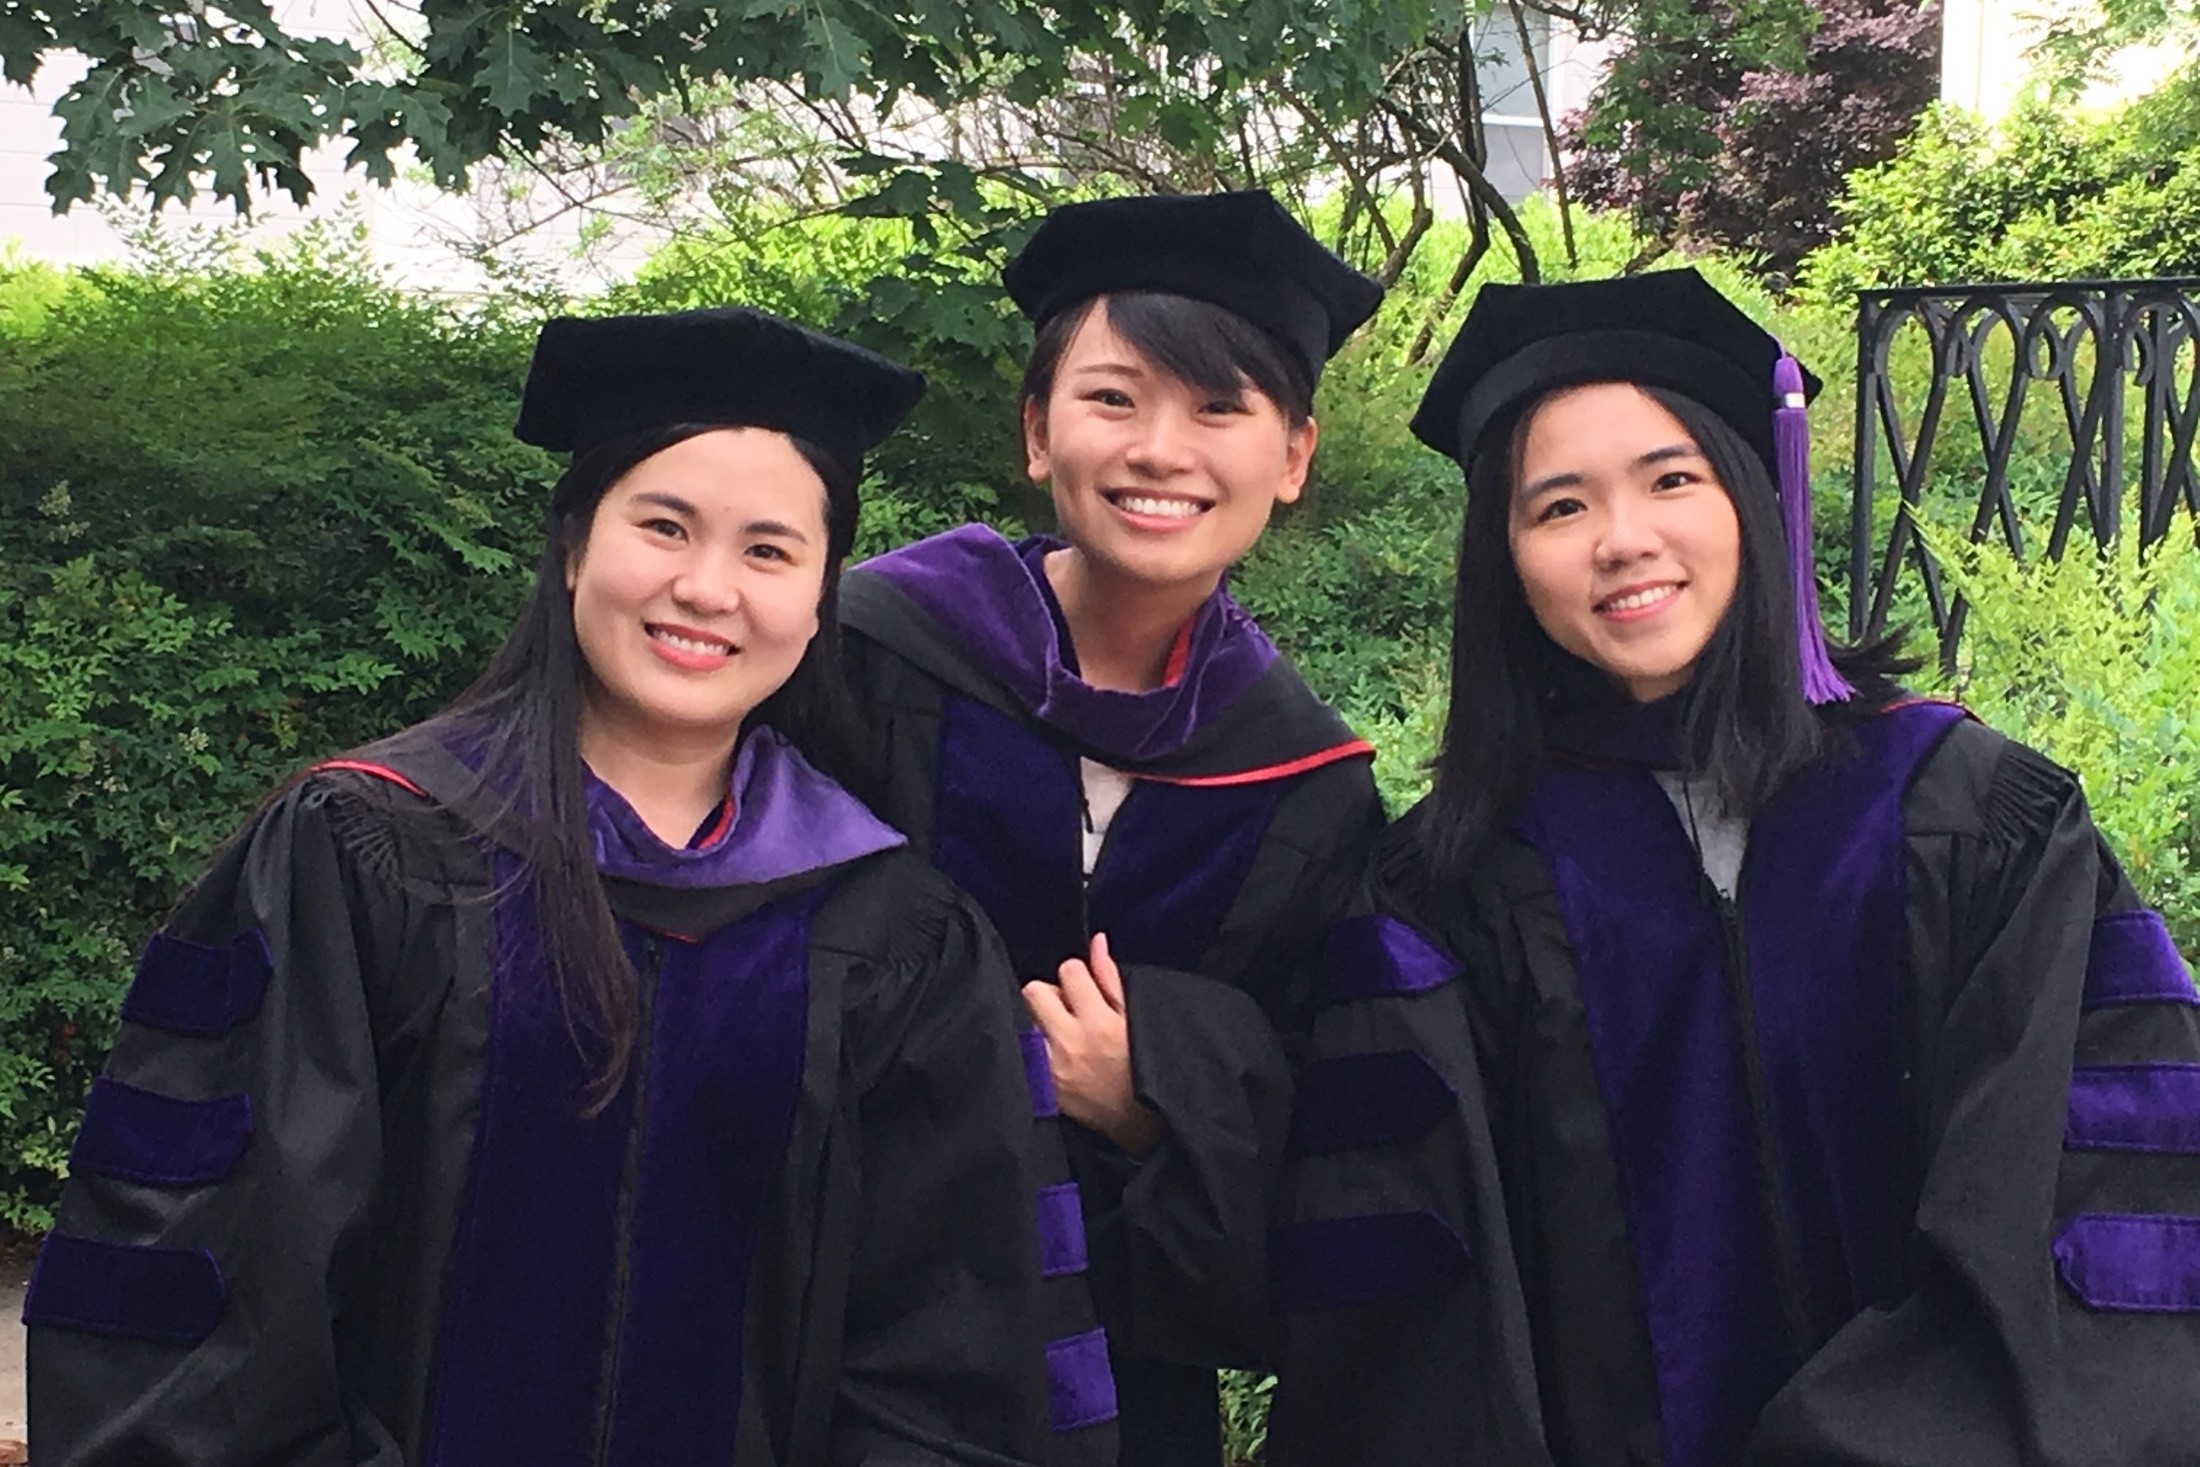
[0,228,551,1226]
[1927,521,2200,954]
[1568,0,1943,276]
[1801,62,2200,302]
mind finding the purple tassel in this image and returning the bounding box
[1773,353,1855,704]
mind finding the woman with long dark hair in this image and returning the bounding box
[1268,269,2200,1465]
[29,307,1073,1466]
[840,192,1387,1467]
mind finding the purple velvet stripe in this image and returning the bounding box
[1090,777,1283,973]
[1313,913,1461,1007]
[1021,1027,1060,1118]
[24,1234,226,1344]
[1521,702,1964,1467]
[1267,1212,1470,1312]
[2054,1213,2200,1312]
[1045,1327,1119,1431]
[2086,910,2199,1009]
[118,928,272,1038]
[932,694,1087,983]
[2066,1065,2200,1153]
[860,527,1279,763]
[70,1078,252,1188]
[1036,1182,1090,1279]
[426,855,633,1467]
[605,886,825,1464]
[1286,1051,1455,1156]
[1743,701,1966,1345]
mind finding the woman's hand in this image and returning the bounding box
[1023,932,1163,1156]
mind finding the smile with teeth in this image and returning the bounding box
[1598,584,1681,614]
[649,626,735,655]
[1106,492,1210,519]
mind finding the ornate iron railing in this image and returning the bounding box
[1849,279,2200,663]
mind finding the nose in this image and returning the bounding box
[1124,407,1197,477]
[670,544,743,617]
[1594,496,1661,568]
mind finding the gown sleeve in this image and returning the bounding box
[830,875,1085,1467]
[1745,734,2200,1465]
[26,776,421,1465]
[1084,761,1387,1370]
[1261,821,1557,1467]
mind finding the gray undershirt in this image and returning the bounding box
[1654,769,1749,898]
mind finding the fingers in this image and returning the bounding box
[1023,979,1071,1047]
[1086,931,1126,1012]
[1055,955,1105,1015]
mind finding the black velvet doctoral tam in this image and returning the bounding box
[514,305,926,472]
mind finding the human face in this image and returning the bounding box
[565,427,828,758]
[1508,383,1742,703]
[1024,301,1316,597]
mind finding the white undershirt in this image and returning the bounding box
[1079,759,1136,877]
[1654,769,1749,898]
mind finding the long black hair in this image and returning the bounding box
[425,421,865,1109]
[1415,384,1915,893]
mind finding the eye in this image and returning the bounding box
[1533,496,1586,524]
[640,517,687,541]
[1200,395,1250,416]
[746,541,795,564]
[1651,468,1701,492]
[1084,387,1134,409]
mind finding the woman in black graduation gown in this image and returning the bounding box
[27,307,1084,1466]
[1268,269,2200,1466]
[839,192,1387,1467]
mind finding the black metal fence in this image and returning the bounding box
[1849,279,2200,662]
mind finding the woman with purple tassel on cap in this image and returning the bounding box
[1265,268,2200,1466]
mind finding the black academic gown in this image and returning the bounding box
[1270,700,2200,1467]
[841,526,1384,1467]
[27,724,1069,1467]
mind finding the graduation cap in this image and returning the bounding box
[1410,267,1853,705]
[514,307,927,476]
[1001,190,1385,388]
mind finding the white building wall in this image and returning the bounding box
[1941,0,2185,121]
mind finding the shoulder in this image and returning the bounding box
[1904,711,2083,843]
[814,847,992,967]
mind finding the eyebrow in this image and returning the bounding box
[629,489,698,517]
[745,518,812,544]
[1064,360,1149,380]
[1519,441,1703,499]
[629,491,814,545]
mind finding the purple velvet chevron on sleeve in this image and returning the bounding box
[2066,1065,2200,1154]
[2054,1213,2200,1312]
[1045,1327,1119,1432]
[2085,910,2198,1009]
[70,1078,253,1188]
[1020,1028,1060,1118]
[1035,1182,1089,1279]
[24,1233,228,1344]
[119,928,273,1038]
[1314,913,1461,1008]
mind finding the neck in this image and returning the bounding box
[577,700,740,845]
[1043,547,1213,692]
